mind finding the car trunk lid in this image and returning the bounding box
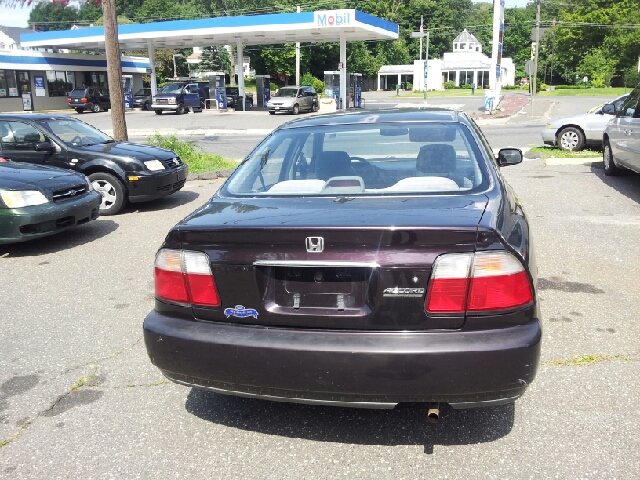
[176,195,488,330]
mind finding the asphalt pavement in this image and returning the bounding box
[1,93,639,478]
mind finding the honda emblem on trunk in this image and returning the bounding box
[306,237,324,253]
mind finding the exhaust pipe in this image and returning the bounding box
[427,404,440,424]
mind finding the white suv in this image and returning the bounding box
[603,83,640,176]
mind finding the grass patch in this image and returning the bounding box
[538,87,627,97]
[543,354,628,367]
[71,366,98,391]
[529,146,601,158]
[146,133,239,174]
[398,89,486,98]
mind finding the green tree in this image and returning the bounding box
[578,47,617,87]
[198,46,231,74]
[29,1,78,31]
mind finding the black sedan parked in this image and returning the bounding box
[0,114,188,215]
[144,109,540,418]
[0,160,101,244]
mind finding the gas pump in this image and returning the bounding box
[122,75,133,109]
[255,75,270,109]
[324,71,340,108]
[209,72,226,110]
[351,73,363,108]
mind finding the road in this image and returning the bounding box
[1,94,638,478]
[71,92,612,158]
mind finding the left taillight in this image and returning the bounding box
[154,249,220,307]
[425,251,533,314]
[67,97,72,103]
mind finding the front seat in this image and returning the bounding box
[315,150,358,180]
[416,144,464,186]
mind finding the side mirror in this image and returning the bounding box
[35,141,55,152]
[602,103,615,114]
[497,148,523,167]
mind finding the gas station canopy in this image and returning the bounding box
[20,10,398,51]
[20,10,398,111]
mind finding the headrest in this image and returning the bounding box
[316,151,354,180]
[24,133,41,143]
[417,144,457,174]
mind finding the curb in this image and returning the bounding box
[186,168,236,181]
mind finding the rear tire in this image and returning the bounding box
[89,172,126,215]
[558,127,584,151]
[312,102,319,112]
[91,103,100,113]
[75,108,84,114]
[155,110,162,115]
[292,104,299,115]
[143,101,151,111]
[603,140,621,176]
[269,111,275,115]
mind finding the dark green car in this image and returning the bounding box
[0,161,101,244]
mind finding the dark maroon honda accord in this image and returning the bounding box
[144,108,541,416]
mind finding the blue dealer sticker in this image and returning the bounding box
[224,305,258,319]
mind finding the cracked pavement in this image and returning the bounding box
[1,123,639,478]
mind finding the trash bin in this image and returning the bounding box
[235,96,244,111]
[245,97,252,110]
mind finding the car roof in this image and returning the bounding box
[278,108,465,130]
[0,113,78,121]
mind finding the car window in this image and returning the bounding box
[0,121,45,151]
[36,119,113,146]
[275,89,297,97]
[619,87,640,118]
[224,122,488,197]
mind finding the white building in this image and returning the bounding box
[378,29,515,91]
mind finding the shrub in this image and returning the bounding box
[300,72,315,87]
[312,78,325,94]
[444,81,456,89]
[540,83,548,91]
[405,82,413,90]
[269,82,278,92]
[461,83,472,89]
[146,133,238,174]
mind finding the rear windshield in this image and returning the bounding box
[223,122,490,197]
[226,87,239,95]
[70,89,88,97]
[135,88,151,96]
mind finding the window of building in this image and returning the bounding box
[6,71,17,97]
[66,71,76,89]
[454,43,458,50]
[16,71,30,94]
[46,71,73,97]
[459,71,474,86]
[460,43,466,50]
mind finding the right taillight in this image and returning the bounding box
[154,249,220,307]
[425,251,533,314]
[81,97,88,103]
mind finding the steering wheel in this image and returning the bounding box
[69,135,83,145]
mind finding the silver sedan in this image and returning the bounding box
[541,94,628,151]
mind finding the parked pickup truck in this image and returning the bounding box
[152,81,209,115]
[225,87,254,109]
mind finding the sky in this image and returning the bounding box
[0,0,532,29]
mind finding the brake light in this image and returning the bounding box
[154,249,220,307]
[67,97,72,103]
[425,251,532,314]
[0,157,8,162]
[81,97,88,103]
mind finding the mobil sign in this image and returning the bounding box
[315,9,353,28]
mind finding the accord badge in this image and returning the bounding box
[383,287,426,298]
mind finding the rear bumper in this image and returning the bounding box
[0,191,101,244]
[127,164,188,203]
[143,312,541,408]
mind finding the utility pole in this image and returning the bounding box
[533,0,540,96]
[102,0,127,140]
[550,20,555,86]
